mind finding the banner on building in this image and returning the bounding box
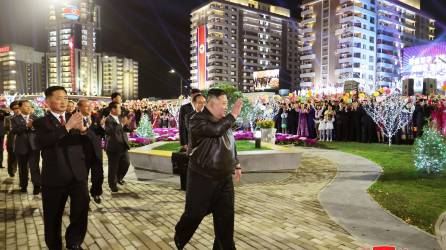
[196,25,207,90]
[68,36,76,93]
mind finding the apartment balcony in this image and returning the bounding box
[400,21,416,30]
[302,27,313,34]
[339,35,363,44]
[335,68,354,75]
[301,34,316,42]
[339,15,362,24]
[301,7,313,16]
[377,5,399,16]
[377,43,396,51]
[378,15,399,25]
[299,46,313,52]
[379,24,400,34]
[300,72,316,78]
[300,63,313,69]
[376,71,396,77]
[377,52,398,60]
[300,81,313,88]
[337,47,356,54]
[300,54,315,60]
[301,17,316,25]
[377,61,395,68]
[377,33,400,42]
[403,13,416,21]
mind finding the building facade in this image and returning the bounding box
[47,0,102,96]
[299,0,435,94]
[190,0,299,92]
[102,54,139,100]
[0,45,46,94]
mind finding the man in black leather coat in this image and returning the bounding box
[174,89,243,250]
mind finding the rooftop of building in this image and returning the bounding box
[302,0,420,9]
[191,0,293,19]
[301,0,434,21]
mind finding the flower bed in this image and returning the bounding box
[233,130,318,146]
[127,129,317,147]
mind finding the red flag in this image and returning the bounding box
[197,25,207,89]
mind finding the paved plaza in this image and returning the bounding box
[0,151,370,250]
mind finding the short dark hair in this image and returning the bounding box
[207,88,226,101]
[111,92,121,100]
[190,88,201,95]
[45,86,67,98]
[108,101,120,110]
[9,101,19,110]
[18,100,30,107]
[192,94,205,103]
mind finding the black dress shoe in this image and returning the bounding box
[110,186,118,193]
[93,195,101,204]
[174,234,183,250]
[118,180,125,185]
[8,174,14,177]
[66,245,84,250]
[33,186,41,195]
[0,166,4,168]
[20,187,27,193]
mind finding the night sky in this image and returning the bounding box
[0,0,445,99]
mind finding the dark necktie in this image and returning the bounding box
[59,115,66,126]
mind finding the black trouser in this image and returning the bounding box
[42,181,89,250]
[6,146,17,176]
[0,135,4,166]
[87,159,104,196]
[106,150,129,189]
[175,169,236,250]
[16,150,41,189]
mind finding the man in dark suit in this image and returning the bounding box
[100,92,129,119]
[4,101,20,177]
[104,102,131,192]
[185,94,206,150]
[179,89,201,152]
[33,86,90,250]
[0,105,10,168]
[11,100,41,194]
[78,99,104,204]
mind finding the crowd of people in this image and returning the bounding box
[0,89,137,249]
[273,94,445,144]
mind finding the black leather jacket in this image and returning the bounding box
[189,107,239,180]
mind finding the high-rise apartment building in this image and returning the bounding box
[190,0,299,92]
[47,0,102,96]
[102,54,139,100]
[299,0,435,94]
[0,44,46,94]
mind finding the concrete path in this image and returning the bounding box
[302,147,441,250]
[1,152,366,249]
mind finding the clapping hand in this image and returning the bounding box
[65,112,83,132]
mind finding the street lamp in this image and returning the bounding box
[169,69,183,96]
[255,128,262,149]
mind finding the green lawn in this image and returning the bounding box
[319,142,446,234]
[153,140,270,152]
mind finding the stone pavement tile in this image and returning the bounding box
[1,152,368,249]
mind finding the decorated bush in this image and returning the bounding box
[413,126,446,175]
